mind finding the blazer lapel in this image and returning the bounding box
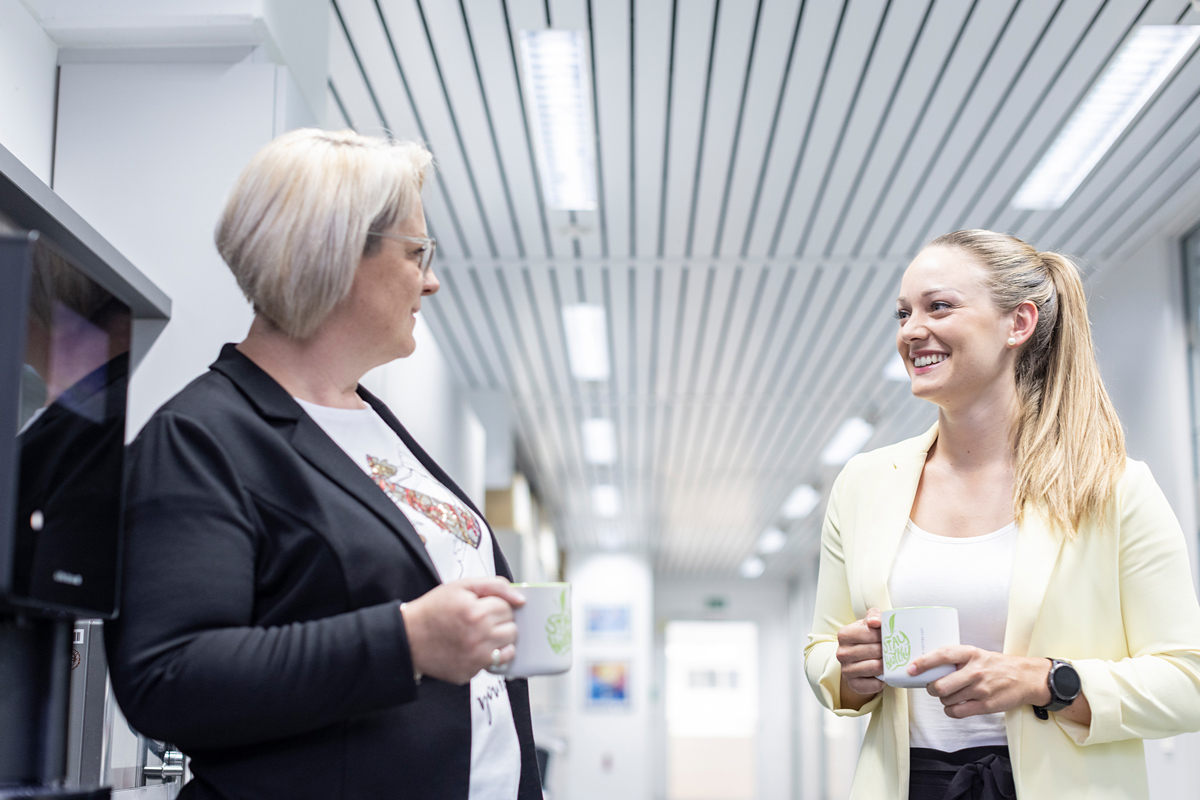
[855,424,938,613]
[1003,504,1063,656]
[288,417,442,584]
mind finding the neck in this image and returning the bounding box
[236,316,371,409]
[932,381,1021,471]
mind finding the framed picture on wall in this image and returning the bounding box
[585,604,632,640]
[585,660,631,709]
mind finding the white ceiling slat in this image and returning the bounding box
[766,0,890,259]
[461,0,555,258]
[421,297,482,389]
[326,82,352,127]
[880,0,1076,257]
[632,0,675,257]
[710,0,804,259]
[371,0,501,258]
[928,0,1165,242]
[327,7,386,132]
[1089,131,1200,255]
[852,0,1019,258]
[408,0,523,257]
[800,0,936,259]
[657,0,719,258]
[829,0,978,257]
[739,0,848,257]
[589,0,632,258]
[685,0,767,259]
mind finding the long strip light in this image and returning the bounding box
[519,29,598,210]
[821,417,875,466]
[582,418,617,464]
[562,304,610,381]
[1013,25,1200,210]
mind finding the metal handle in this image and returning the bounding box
[142,749,185,782]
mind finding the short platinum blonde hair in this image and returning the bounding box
[215,128,433,338]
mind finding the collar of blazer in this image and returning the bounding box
[208,343,514,586]
[857,422,1065,658]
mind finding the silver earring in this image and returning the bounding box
[1007,337,1017,346]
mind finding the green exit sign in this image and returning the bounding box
[704,596,727,610]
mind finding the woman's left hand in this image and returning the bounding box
[909,646,1051,718]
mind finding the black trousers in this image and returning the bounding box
[909,746,1015,800]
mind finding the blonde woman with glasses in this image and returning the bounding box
[107,129,540,800]
[805,230,1200,799]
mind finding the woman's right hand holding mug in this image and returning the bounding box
[836,607,884,709]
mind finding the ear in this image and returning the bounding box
[1008,300,1039,347]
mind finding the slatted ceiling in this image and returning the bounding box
[329,0,1200,574]
[777,0,893,260]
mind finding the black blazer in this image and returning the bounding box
[106,345,541,800]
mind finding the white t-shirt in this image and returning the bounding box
[296,398,521,800]
[888,518,1019,751]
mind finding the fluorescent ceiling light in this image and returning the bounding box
[739,556,765,579]
[562,304,610,381]
[821,417,875,465]
[756,527,787,555]
[1013,25,1200,210]
[781,484,820,520]
[591,484,621,518]
[519,29,598,210]
[582,417,617,464]
[884,353,909,382]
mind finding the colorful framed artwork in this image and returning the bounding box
[586,660,630,708]
[585,604,632,640]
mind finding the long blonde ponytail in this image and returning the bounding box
[927,231,1125,536]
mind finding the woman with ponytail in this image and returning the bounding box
[805,230,1200,799]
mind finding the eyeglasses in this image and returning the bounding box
[366,232,437,275]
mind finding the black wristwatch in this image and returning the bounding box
[1033,658,1081,720]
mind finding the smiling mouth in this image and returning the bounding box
[912,354,947,368]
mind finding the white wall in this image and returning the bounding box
[0,0,58,182]
[563,553,655,800]
[1088,231,1200,800]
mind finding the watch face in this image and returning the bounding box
[1053,662,1082,699]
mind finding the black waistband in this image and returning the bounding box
[911,745,1010,769]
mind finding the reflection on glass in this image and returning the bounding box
[9,236,131,616]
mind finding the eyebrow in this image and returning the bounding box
[896,287,960,303]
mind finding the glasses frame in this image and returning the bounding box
[366,231,437,275]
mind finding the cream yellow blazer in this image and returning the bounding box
[804,425,1200,799]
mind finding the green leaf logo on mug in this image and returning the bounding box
[882,613,911,672]
[545,588,572,655]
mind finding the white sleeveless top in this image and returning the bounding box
[888,519,1019,751]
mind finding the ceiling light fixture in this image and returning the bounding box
[739,556,766,579]
[519,29,598,210]
[756,527,788,555]
[884,353,909,382]
[582,418,617,464]
[780,484,821,520]
[1013,25,1200,210]
[591,484,621,518]
[562,304,610,381]
[821,417,875,465]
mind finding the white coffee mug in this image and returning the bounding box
[879,606,959,688]
[488,582,572,678]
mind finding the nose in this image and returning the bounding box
[423,267,440,296]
